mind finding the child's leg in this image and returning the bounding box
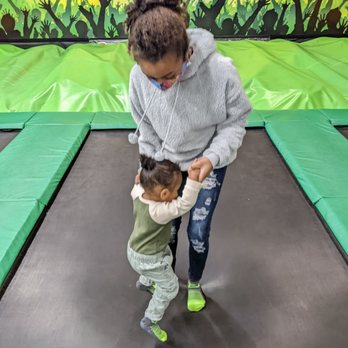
[128,247,156,294]
[136,276,156,294]
[186,167,227,311]
[138,275,153,287]
[127,245,179,341]
[143,247,179,322]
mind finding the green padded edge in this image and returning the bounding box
[91,112,136,130]
[0,109,345,130]
[246,111,264,127]
[316,198,348,255]
[0,112,35,129]
[27,112,95,126]
[260,109,348,126]
[265,112,348,204]
[320,109,348,126]
[261,109,331,123]
[0,124,89,204]
[0,200,45,285]
[41,111,266,129]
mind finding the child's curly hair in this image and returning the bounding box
[125,0,190,63]
[140,154,181,192]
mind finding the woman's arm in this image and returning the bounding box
[202,62,251,169]
[129,68,162,157]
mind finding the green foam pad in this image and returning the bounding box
[91,112,136,130]
[261,109,331,123]
[266,117,348,204]
[0,112,35,129]
[216,38,348,110]
[0,43,134,113]
[320,109,348,126]
[0,125,89,204]
[246,111,264,127]
[250,109,348,127]
[1,38,348,113]
[91,110,264,129]
[0,200,45,286]
[316,198,348,255]
[27,112,95,125]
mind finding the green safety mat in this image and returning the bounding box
[91,112,136,130]
[27,112,95,126]
[0,124,89,287]
[265,111,348,254]
[261,109,331,123]
[217,38,348,110]
[0,112,35,129]
[0,200,45,285]
[320,109,348,126]
[266,114,348,204]
[0,37,348,113]
[245,111,264,127]
[316,198,348,254]
[0,125,89,204]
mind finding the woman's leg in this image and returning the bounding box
[186,167,227,311]
[187,167,227,282]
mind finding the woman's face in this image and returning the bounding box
[138,53,184,85]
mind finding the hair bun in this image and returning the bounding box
[125,0,187,32]
[140,154,156,171]
[139,0,182,12]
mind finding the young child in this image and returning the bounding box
[127,155,202,342]
[126,0,252,313]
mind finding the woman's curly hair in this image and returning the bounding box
[125,0,190,63]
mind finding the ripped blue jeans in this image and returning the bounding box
[170,167,227,283]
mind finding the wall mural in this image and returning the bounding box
[0,0,347,41]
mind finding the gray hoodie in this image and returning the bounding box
[129,28,252,171]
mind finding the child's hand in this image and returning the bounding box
[188,165,200,182]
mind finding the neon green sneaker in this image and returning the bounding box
[140,317,168,342]
[187,281,206,312]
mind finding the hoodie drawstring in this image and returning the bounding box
[129,82,181,162]
[153,82,180,161]
[128,88,157,145]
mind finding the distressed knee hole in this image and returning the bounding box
[202,172,221,190]
[191,239,206,253]
[193,207,209,221]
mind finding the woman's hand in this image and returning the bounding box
[188,167,200,182]
[190,157,213,182]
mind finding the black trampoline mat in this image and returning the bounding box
[338,127,348,139]
[0,130,347,348]
[0,131,18,151]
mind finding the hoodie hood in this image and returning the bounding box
[182,29,216,81]
[128,28,251,170]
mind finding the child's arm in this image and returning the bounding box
[149,178,202,225]
[203,57,252,169]
[131,184,144,200]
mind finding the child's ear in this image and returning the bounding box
[160,188,170,201]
